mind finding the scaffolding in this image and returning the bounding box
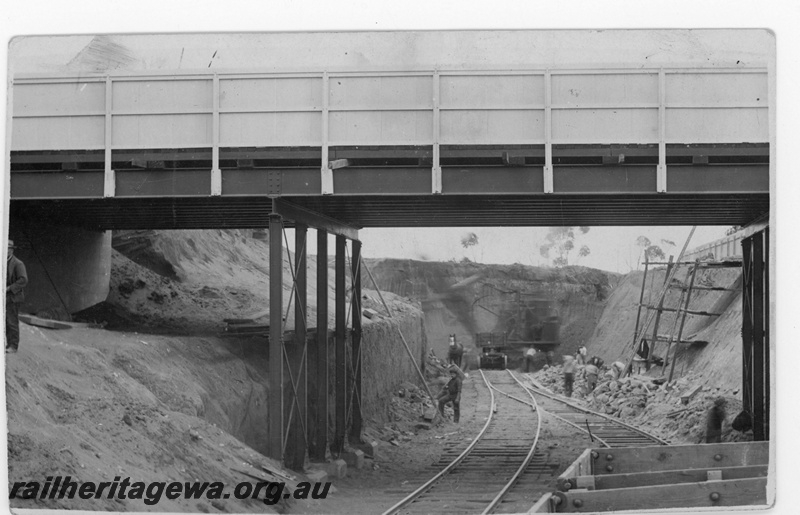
[624,228,741,381]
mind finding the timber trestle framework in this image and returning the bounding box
[629,255,741,381]
[622,225,770,442]
[266,199,364,470]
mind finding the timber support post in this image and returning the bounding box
[284,224,308,470]
[333,235,348,454]
[267,213,284,461]
[350,239,363,443]
[309,229,329,461]
[742,228,769,441]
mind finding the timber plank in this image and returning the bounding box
[19,315,87,329]
[529,493,554,513]
[593,442,768,475]
[556,449,594,491]
[680,384,703,404]
[558,477,767,512]
[589,464,767,490]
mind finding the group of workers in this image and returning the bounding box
[560,350,628,398]
[437,336,624,422]
[523,343,626,398]
[436,335,732,445]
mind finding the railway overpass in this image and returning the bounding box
[5,31,772,469]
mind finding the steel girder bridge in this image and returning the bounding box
[7,62,771,469]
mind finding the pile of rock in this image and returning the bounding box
[585,376,655,418]
[530,366,751,445]
[528,363,595,400]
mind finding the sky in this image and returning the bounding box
[356,225,729,273]
[1,1,798,512]
[290,225,731,274]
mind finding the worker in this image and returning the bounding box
[609,360,626,380]
[562,355,576,397]
[576,344,587,365]
[589,356,604,368]
[706,397,727,443]
[583,361,599,393]
[460,346,473,376]
[437,368,462,423]
[524,346,536,372]
[447,334,464,368]
[6,239,28,354]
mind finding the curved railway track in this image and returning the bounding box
[516,373,669,448]
[382,370,546,515]
[381,370,668,515]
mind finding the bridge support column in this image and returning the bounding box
[332,235,348,455]
[349,239,363,443]
[742,228,769,441]
[309,230,329,461]
[284,224,308,470]
[267,214,284,461]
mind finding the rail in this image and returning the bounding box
[482,370,542,514]
[380,370,497,515]
[518,373,669,446]
[381,370,544,515]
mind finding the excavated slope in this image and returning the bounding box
[365,258,618,358]
[588,264,744,390]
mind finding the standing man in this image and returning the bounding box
[562,355,576,397]
[576,344,588,365]
[583,361,599,393]
[447,334,464,368]
[524,346,536,372]
[6,240,28,354]
[437,368,462,423]
[706,397,727,443]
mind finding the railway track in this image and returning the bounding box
[382,370,548,515]
[516,373,669,448]
[381,370,669,515]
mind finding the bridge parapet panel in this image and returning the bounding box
[11,67,769,199]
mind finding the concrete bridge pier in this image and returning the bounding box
[7,220,111,318]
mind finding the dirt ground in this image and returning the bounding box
[5,322,285,512]
[5,319,589,514]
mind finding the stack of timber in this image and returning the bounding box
[223,318,270,337]
[222,318,315,342]
[530,441,769,512]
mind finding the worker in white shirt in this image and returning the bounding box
[524,347,536,372]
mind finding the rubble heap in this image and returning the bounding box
[373,350,459,445]
[529,366,752,445]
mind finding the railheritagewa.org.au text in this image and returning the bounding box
[10,476,331,506]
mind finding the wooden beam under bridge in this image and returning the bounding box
[272,198,359,240]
